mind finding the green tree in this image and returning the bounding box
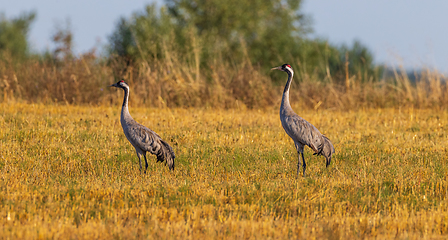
[108,1,310,67]
[108,17,136,62]
[0,11,36,61]
[339,40,382,82]
[166,0,310,66]
[108,1,381,83]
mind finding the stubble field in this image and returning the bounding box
[1,102,447,239]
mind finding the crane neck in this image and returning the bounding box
[121,86,132,120]
[281,70,294,112]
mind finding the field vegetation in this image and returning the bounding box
[1,0,448,239]
[1,102,448,239]
[1,2,448,110]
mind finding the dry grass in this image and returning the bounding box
[1,55,448,109]
[1,102,448,239]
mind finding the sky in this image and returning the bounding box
[2,0,448,73]
[302,0,448,73]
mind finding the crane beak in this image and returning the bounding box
[271,66,281,71]
[109,83,117,87]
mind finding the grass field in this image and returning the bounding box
[1,102,448,239]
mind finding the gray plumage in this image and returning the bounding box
[110,80,175,173]
[272,64,335,177]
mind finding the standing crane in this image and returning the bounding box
[271,64,334,177]
[109,80,175,173]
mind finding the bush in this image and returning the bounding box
[0,11,36,62]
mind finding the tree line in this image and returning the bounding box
[1,1,382,85]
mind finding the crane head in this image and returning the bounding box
[322,135,335,168]
[271,64,293,74]
[109,80,129,89]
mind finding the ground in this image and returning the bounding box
[1,103,447,239]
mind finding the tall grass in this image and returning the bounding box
[0,52,447,109]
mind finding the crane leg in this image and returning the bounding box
[301,152,307,177]
[136,151,143,173]
[295,151,301,178]
[143,153,149,174]
[296,156,300,178]
[295,143,305,178]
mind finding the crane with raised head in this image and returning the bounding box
[109,80,175,173]
[271,64,334,177]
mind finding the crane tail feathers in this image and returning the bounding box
[158,139,176,171]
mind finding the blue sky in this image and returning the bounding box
[303,0,448,73]
[2,0,448,72]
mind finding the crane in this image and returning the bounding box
[271,64,334,177]
[109,80,175,173]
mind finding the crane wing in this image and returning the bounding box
[128,123,175,170]
[283,115,325,154]
[127,123,163,154]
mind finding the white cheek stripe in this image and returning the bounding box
[285,66,294,75]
